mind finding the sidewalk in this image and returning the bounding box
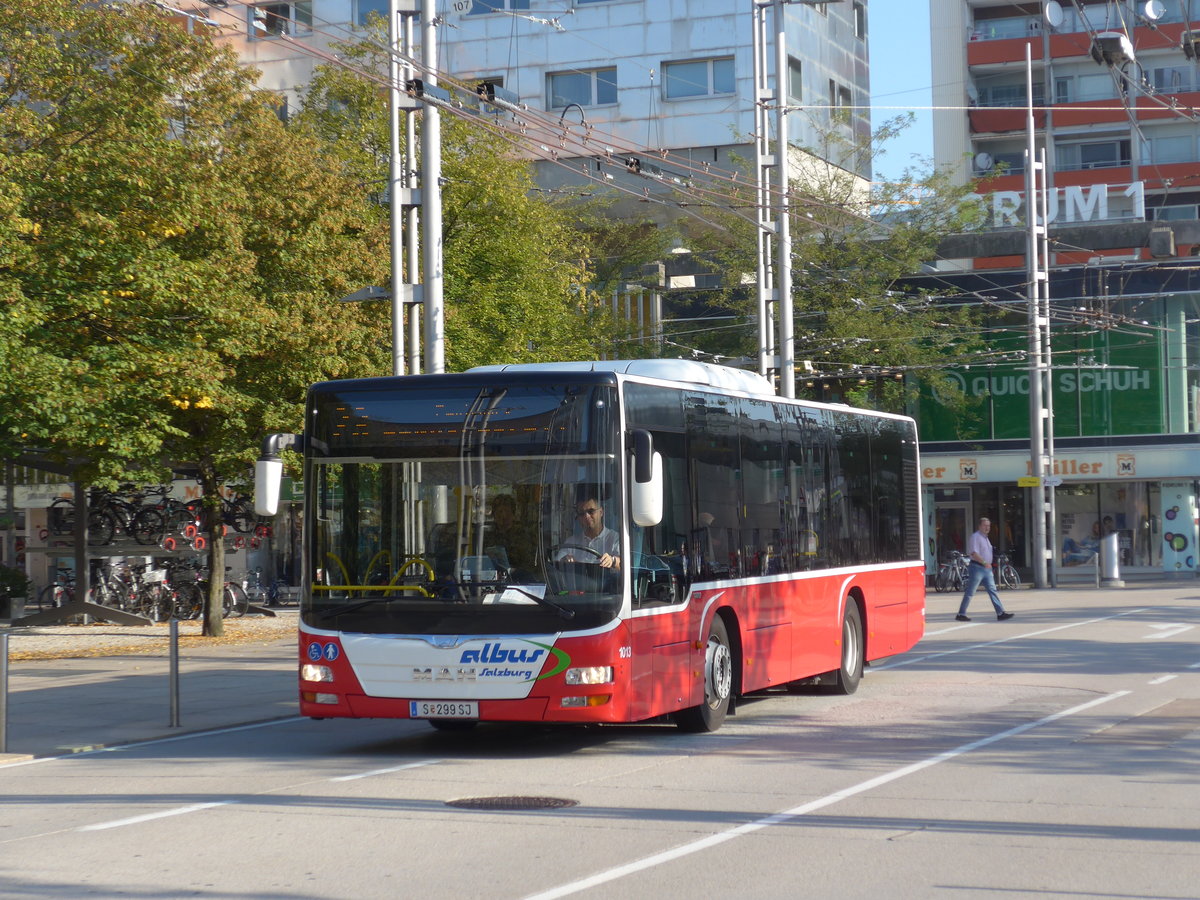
[1,613,299,763]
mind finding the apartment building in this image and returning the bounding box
[203,0,872,202]
[918,0,1200,579]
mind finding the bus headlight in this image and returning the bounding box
[564,666,613,685]
[301,664,334,683]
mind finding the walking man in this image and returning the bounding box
[957,517,1015,622]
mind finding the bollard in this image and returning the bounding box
[1099,531,1124,588]
[1,632,8,753]
[169,619,180,728]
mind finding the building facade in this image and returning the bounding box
[203,1,872,193]
[922,0,1200,580]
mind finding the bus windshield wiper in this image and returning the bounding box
[505,585,575,620]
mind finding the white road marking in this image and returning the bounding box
[523,691,1131,900]
[876,608,1147,671]
[1144,624,1195,640]
[75,760,443,832]
[0,717,307,769]
[331,760,439,781]
[79,801,234,832]
[1148,675,1178,685]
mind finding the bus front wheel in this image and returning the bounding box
[674,615,733,732]
[827,600,864,695]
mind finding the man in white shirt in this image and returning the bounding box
[557,492,620,570]
[957,517,1014,622]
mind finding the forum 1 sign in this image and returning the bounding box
[980,182,1145,227]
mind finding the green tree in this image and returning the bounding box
[677,115,987,412]
[295,31,610,369]
[0,0,386,633]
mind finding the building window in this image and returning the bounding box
[1152,66,1194,93]
[1150,203,1200,221]
[249,1,312,37]
[787,57,803,104]
[466,0,531,14]
[548,67,617,108]
[663,57,734,100]
[1057,139,1131,171]
[853,2,866,39]
[355,0,388,27]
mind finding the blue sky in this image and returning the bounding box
[869,2,934,180]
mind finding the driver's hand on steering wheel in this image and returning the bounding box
[596,553,619,570]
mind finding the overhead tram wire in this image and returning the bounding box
[189,1,1173,338]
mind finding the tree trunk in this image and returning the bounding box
[199,464,225,637]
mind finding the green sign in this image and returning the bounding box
[916,326,1163,441]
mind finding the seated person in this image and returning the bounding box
[556,491,620,569]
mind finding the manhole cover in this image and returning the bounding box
[445,796,578,811]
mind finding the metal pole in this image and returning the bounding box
[752,0,775,379]
[1025,45,1048,589]
[404,10,421,375]
[1,632,8,753]
[388,0,406,377]
[169,619,180,728]
[421,0,445,374]
[773,0,795,399]
[1039,147,1058,588]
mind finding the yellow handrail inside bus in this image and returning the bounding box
[313,584,432,598]
[363,550,393,582]
[323,552,351,587]
[391,556,434,584]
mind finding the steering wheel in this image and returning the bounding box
[555,543,603,562]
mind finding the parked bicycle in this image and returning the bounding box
[934,550,970,593]
[995,552,1020,589]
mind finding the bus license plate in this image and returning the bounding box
[409,700,478,719]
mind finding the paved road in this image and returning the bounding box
[1,585,1198,899]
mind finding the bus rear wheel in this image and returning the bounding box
[827,600,864,695]
[675,615,733,732]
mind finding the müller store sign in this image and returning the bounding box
[920,447,1200,485]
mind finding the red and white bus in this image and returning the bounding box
[256,359,925,732]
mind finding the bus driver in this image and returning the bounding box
[556,490,621,570]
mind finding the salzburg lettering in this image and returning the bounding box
[982,181,1144,226]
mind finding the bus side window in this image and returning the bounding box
[633,430,686,608]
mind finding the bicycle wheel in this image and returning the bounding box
[137,584,172,622]
[130,507,166,545]
[87,509,115,546]
[49,500,75,535]
[172,582,204,619]
[1000,564,1020,589]
[227,498,256,534]
[934,566,950,593]
[223,582,249,617]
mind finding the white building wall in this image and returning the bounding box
[208,0,870,170]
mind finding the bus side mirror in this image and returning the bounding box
[255,433,300,517]
[630,429,663,527]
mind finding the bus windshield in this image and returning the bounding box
[305,379,623,635]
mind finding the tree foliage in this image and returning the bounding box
[686,114,987,413]
[294,29,610,370]
[1,2,619,632]
[0,0,387,632]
